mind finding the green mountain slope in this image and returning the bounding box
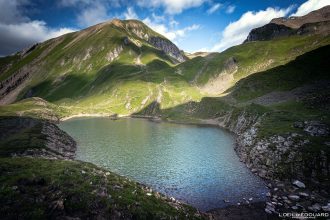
[0,6,330,217]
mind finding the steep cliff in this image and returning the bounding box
[0,116,76,159]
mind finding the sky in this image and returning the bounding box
[0,0,329,56]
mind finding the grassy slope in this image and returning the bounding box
[0,157,203,219]
[1,34,329,119]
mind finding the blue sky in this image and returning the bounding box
[0,0,329,56]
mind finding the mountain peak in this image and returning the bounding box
[245,5,330,43]
[270,5,330,29]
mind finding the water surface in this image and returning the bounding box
[59,117,267,211]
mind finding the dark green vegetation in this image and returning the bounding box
[0,157,203,219]
[0,117,46,157]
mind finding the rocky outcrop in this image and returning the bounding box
[106,45,123,62]
[218,111,330,183]
[211,109,330,215]
[244,23,293,42]
[244,6,330,43]
[0,69,30,102]
[0,117,76,159]
[271,5,330,29]
[40,121,76,159]
[148,36,186,63]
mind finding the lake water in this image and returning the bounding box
[59,117,267,211]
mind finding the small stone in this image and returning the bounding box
[265,208,272,214]
[81,170,86,174]
[51,200,64,211]
[311,203,321,211]
[223,199,230,203]
[298,192,309,197]
[321,204,330,212]
[146,193,152,196]
[266,205,275,212]
[237,203,240,206]
[266,202,274,207]
[288,195,300,201]
[292,180,305,188]
[105,172,110,176]
[284,200,292,204]
[266,192,271,197]
[249,198,253,201]
[291,206,298,210]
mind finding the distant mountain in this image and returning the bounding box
[244,5,330,42]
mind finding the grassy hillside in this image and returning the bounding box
[1,31,329,119]
[0,157,204,219]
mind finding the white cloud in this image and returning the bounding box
[59,0,94,7]
[76,3,109,26]
[0,0,29,24]
[143,17,199,42]
[207,3,222,14]
[59,0,121,8]
[119,8,200,44]
[291,0,330,16]
[211,6,294,52]
[226,5,236,14]
[137,0,207,14]
[0,0,75,56]
[123,7,138,20]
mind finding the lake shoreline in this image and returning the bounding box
[59,114,271,216]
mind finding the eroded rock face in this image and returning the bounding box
[215,112,330,184]
[106,45,123,62]
[0,69,30,102]
[245,21,330,43]
[41,121,76,159]
[148,37,186,63]
[244,23,293,42]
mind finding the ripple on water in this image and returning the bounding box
[59,117,268,211]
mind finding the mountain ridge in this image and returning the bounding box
[245,5,330,42]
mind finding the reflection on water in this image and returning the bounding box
[60,117,267,211]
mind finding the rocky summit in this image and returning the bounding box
[245,5,330,42]
[0,5,329,220]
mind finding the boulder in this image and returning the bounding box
[292,180,306,188]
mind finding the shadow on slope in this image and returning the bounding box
[225,44,330,102]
